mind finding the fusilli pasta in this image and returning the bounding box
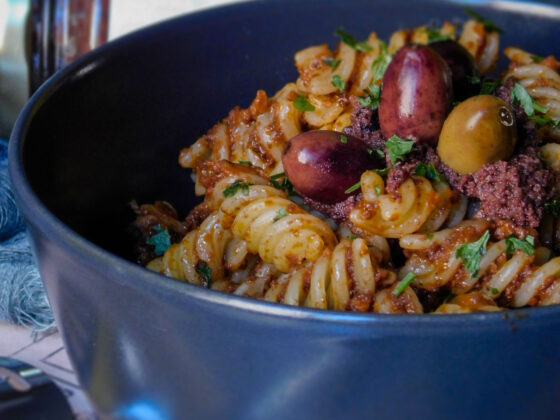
[400,220,560,307]
[349,172,467,238]
[504,47,560,141]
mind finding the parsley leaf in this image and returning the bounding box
[530,54,544,63]
[238,160,252,166]
[345,181,362,194]
[426,233,434,240]
[340,135,348,144]
[385,135,415,164]
[455,230,490,278]
[332,74,346,93]
[147,225,172,256]
[334,27,372,52]
[370,167,390,177]
[273,208,287,222]
[371,41,391,82]
[506,234,535,256]
[393,272,416,297]
[544,200,560,218]
[293,95,315,111]
[270,172,297,196]
[443,292,456,303]
[324,57,341,70]
[223,180,252,197]
[464,8,504,33]
[345,167,390,194]
[511,83,560,127]
[467,75,481,84]
[195,262,212,288]
[358,84,381,110]
[512,83,539,116]
[368,148,385,159]
[490,287,499,295]
[426,27,451,43]
[480,79,500,95]
[347,234,358,240]
[414,163,446,182]
[374,185,382,196]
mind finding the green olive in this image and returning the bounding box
[437,95,517,174]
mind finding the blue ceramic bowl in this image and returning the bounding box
[9,1,560,419]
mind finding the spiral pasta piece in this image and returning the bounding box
[232,196,337,272]
[504,47,560,141]
[179,83,303,187]
[149,183,338,283]
[435,292,500,314]
[388,22,456,54]
[400,221,560,308]
[262,238,422,313]
[458,20,499,74]
[349,172,465,238]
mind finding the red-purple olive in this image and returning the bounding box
[379,44,454,144]
[429,40,480,101]
[282,131,383,203]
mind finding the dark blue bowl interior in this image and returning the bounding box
[19,0,560,261]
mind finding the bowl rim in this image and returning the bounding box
[8,0,560,333]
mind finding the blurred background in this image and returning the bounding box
[0,0,240,139]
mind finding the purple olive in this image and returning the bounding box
[282,131,383,204]
[379,44,453,144]
[429,40,480,101]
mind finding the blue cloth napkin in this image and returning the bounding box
[0,138,54,331]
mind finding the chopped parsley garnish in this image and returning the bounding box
[505,234,535,256]
[512,82,540,116]
[368,148,385,159]
[358,84,381,110]
[238,160,252,166]
[544,199,560,218]
[511,83,560,128]
[393,273,416,297]
[147,225,172,256]
[531,54,544,63]
[345,181,362,194]
[443,292,456,303]
[273,208,287,222]
[480,79,500,95]
[195,262,212,288]
[293,95,315,111]
[414,163,446,182]
[332,74,346,93]
[340,135,348,144]
[464,8,504,33]
[371,40,391,82]
[426,233,434,240]
[455,230,490,278]
[370,167,390,177]
[345,168,390,194]
[223,180,252,197]
[347,234,358,240]
[270,172,297,195]
[385,135,415,164]
[490,287,499,295]
[324,56,341,70]
[334,27,372,52]
[374,185,382,196]
[426,27,451,43]
[467,75,481,84]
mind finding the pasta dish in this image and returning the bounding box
[132,10,560,314]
